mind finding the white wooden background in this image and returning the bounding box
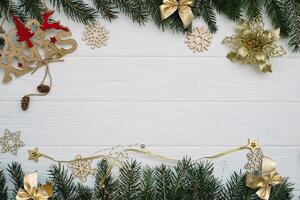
[0,12,300,199]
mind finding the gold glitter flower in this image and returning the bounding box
[222,19,286,73]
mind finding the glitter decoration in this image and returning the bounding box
[68,155,96,182]
[82,21,109,49]
[0,129,25,155]
[185,26,212,53]
[244,148,263,175]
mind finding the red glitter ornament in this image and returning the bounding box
[40,10,69,32]
[13,16,34,48]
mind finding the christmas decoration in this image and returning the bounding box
[244,148,263,174]
[82,21,109,49]
[185,26,212,53]
[0,151,294,200]
[16,172,53,200]
[0,0,298,51]
[160,0,194,28]
[68,155,96,182]
[246,157,283,200]
[222,19,287,73]
[0,129,24,156]
[28,147,42,163]
[0,10,77,110]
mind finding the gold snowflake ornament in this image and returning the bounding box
[0,129,25,155]
[185,27,212,53]
[82,21,109,49]
[68,155,96,182]
[222,19,286,73]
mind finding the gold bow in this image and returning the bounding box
[160,0,194,28]
[16,172,53,200]
[246,157,283,200]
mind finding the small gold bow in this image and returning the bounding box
[16,172,53,200]
[246,157,283,200]
[160,0,194,28]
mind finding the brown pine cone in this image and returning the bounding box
[37,84,50,93]
[21,96,30,111]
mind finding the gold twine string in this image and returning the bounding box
[32,140,257,166]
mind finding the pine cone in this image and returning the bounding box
[37,84,50,93]
[21,96,30,111]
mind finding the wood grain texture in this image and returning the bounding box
[0,11,299,199]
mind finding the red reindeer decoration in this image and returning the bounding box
[40,10,69,32]
[13,16,35,48]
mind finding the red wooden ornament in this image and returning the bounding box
[40,10,69,32]
[13,16,34,48]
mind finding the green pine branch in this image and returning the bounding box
[116,160,141,200]
[93,0,119,22]
[210,0,242,21]
[18,0,46,21]
[269,178,294,200]
[48,164,77,200]
[75,184,93,200]
[94,159,117,200]
[265,0,289,37]
[140,166,156,200]
[241,0,264,20]
[285,0,300,52]
[49,0,98,24]
[194,0,218,33]
[7,162,24,198]
[155,164,173,200]
[171,158,192,199]
[112,0,149,24]
[0,169,8,200]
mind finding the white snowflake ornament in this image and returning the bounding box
[68,155,96,182]
[185,26,212,53]
[0,129,25,155]
[82,21,109,49]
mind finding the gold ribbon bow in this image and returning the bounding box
[16,172,53,200]
[246,157,283,200]
[160,0,194,28]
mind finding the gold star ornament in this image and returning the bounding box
[222,19,286,73]
[28,147,42,162]
[247,139,260,152]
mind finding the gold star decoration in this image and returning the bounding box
[0,129,25,155]
[222,19,286,73]
[247,139,260,152]
[28,147,42,162]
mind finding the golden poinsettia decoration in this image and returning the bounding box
[222,19,286,73]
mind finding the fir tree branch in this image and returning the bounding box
[140,166,156,200]
[144,0,167,31]
[285,0,300,52]
[18,0,46,21]
[210,0,242,21]
[93,0,119,22]
[116,160,141,200]
[7,162,24,198]
[112,0,149,24]
[48,164,77,200]
[94,159,117,200]
[49,0,97,24]
[194,0,218,33]
[242,0,263,21]
[0,169,8,200]
[265,0,289,37]
[171,158,192,199]
[269,178,294,200]
[155,164,173,200]
[75,184,93,200]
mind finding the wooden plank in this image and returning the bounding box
[1,57,300,101]
[0,101,299,146]
[1,146,299,190]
